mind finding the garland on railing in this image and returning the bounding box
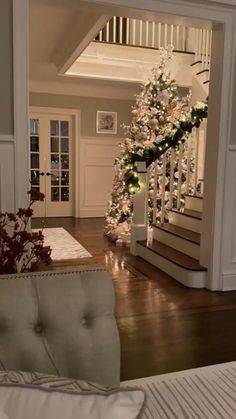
[123,101,208,193]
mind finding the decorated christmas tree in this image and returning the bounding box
[104,47,207,244]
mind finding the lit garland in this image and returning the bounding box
[123,101,208,193]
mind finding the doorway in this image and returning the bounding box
[29,108,79,218]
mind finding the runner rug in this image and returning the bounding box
[33,227,92,260]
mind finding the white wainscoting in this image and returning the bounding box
[79,136,121,217]
[0,141,15,212]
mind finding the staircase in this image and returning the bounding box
[136,194,207,288]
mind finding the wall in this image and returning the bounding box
[30,93,134,137]
[30,92,134,217]
[0,0,13,135]
[0,0,15,212]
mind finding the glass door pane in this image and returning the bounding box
[50,119,70,202]
[30,118,40,194]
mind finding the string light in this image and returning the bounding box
[105,46,208,244]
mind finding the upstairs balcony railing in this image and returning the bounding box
[94,17,212,72]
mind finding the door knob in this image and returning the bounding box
[46,172,52,176]
[40,172,45,176]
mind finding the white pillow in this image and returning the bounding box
[0,371,145,419]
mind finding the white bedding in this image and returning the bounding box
[122,361,236,418]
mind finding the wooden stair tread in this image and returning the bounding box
[153,223,200,244]
[185,194,203,200]
[171,208,202,220]
[137,240,206,271]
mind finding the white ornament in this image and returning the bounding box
[157,89,170,105]
[149,118,158,129]
[156,135,164,143]
[137,149,144,157]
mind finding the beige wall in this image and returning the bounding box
[29,93,134,137]
[0,0,13,135]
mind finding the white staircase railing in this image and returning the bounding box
[95,18,191,52]
[149,127,205,226]
[95,17,212,63]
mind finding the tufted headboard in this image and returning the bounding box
[0,268,120,388]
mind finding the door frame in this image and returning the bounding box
[30,106,81,218]
[14,0,236,290]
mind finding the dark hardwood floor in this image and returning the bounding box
[32,217,236,381]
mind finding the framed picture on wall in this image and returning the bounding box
[96,111,117,134]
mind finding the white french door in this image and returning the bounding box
[30,112,74,217]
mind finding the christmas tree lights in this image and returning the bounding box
[105,46,208,244]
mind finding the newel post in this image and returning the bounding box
[130,161,148,255]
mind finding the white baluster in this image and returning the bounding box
[145,21,149,47]
[113,16,116,43]
[139,20,143,46]
[182,26,186,51]
[199,29,203,68]
[132,19,136,45]
[161,153,167,224]
[99,30,102,41]
[176,25,180,50]
[126,18,130,44]
[169,149,175,210]
[119,17,123,43]
[186,138,192,195]
[209,30,212,77]
[164,23,168,48]
[170,24,174,47]
[158,23,161,48]
[106,21,109,42]
[194,128,200,194]
[205,29,209,70]
[202,29,206,69]
[153,161,158,225]
[177,143,183,210]
[195,29,199,61]
[151,22,155,48]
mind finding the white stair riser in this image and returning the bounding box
[185,196,203,212]
[136,244,206,288]
[153,228,200,259]
[169,213,201,233]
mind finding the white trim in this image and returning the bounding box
[0,164,2,212]
[30,106,80,116]
[17,0,236,290]
[91,0,236,292]
[0,135,14,142]
[29,106,81,218]
[13,0,29,210]
[74,110,81,218]
[222,273,236,291]
[136,243,206,289]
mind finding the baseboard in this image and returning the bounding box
[79,208,106,218]
[222,272,236,291]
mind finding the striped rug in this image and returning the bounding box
[33,227,92,260]
[122,361,236,418]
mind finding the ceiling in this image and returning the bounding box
[29,0,212,99]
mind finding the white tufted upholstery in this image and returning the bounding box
[0,268,120,388]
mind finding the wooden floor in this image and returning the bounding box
[32,217,236,381]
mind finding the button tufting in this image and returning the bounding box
[81,318,87,326]
[35,324,43,334]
